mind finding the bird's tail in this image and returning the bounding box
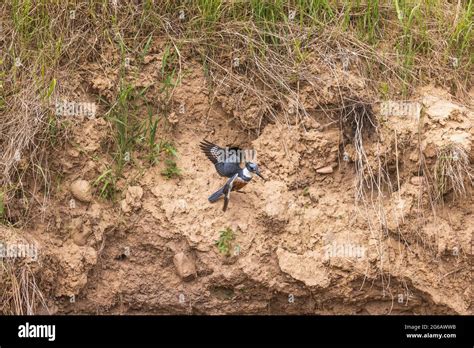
[223,192,230,212]
[208,187,225,203]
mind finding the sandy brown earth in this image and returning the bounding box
[1,49,472,315]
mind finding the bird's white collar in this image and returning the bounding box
[242,167,253,180]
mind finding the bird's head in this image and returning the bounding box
[245,162,266,180]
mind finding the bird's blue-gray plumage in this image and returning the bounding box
[201,139,265,211]
[208,187,224,203]
[208,173,239,209]
[199,140,247,179]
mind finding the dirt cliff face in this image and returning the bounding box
[1,54,472,315]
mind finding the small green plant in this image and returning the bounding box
[215,227,235,256]
[161,141,178,157]
[93,168,116,200]
[43,78,56,101]
[160,141,181,179]
[161,159,181,179]
[145,107,161,165]
[47,112,60,146]
[140,34,153,64]
[379,82,390,100]
[160,45,178,101]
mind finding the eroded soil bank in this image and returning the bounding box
[1,53,472,315]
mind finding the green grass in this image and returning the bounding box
[145,107,161,165]
[4,1,471,102]
[93,168,116,200]
[394,0,422,89]
[160,44,179,101]
[296,0,334,24]
[196,0,223,25]
[342,0,380,44]
[449,0,473,63]
[106,82,146,176]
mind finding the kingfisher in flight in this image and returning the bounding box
[200,139,265,212]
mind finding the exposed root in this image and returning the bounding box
[0,259,49,315]
[433,144,473,202]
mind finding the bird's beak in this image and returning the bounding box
[256,171,266,181]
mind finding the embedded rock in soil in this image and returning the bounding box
[316,165,334,174]
[121,186,144,213]
[70,180,93,203]
[173,252,197,281]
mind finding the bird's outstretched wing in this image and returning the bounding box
[200,139,242,178]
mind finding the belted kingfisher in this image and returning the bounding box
[200,139,265,211]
